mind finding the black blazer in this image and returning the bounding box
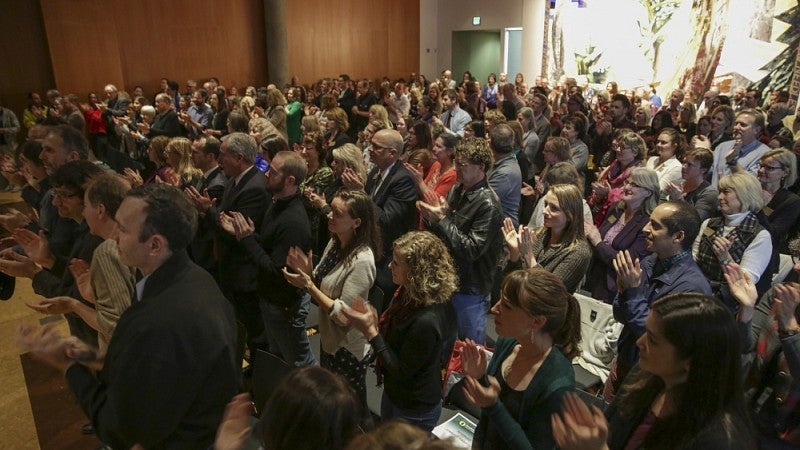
[207,166,270,292]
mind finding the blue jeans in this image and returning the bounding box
[380,391,442,432]
[451,292,489,344]
[260,294,318,367]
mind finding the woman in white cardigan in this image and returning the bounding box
[283,190,382,406]
[645,127,684,195]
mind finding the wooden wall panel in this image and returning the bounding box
[0,0,55,129]
[286,0,420,83]
[40,0,126,97]
[39,0,267,98]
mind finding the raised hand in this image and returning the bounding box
[502,217,520,262]
[340,297,379,339]
[341,167,364,191]
[214,393,255,450]
[286,246,313,276]
[185,186,215,212]
[551,392,609,450]
[26,296,77,315]
[724,262,757,322]
[773,281,800,331]
[461,339,487,379]
[69,258,94,302]
[463,374,500,408]
[613,250,641,292]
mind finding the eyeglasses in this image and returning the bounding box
[53,189,79,200]
[757,163,783,171]
[624,180,651,191]
[370,142,390,152]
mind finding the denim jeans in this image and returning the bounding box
[380,391,442,432]
[260,294,318,367]
[451,292,489,344]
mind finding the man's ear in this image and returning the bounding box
[672,230,685,245]
[149,234,168,256]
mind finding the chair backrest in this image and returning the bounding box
[252,350,293,413]
[573,292,622,375]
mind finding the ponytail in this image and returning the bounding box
[554,294,581,359]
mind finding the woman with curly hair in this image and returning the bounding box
[344,231,458,431]
[462,268,580,449]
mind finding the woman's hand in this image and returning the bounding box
[304,187,326,209]
[286,246,313,276]
[403,162,424,187]
[214,393,254,450]
[463,374,500,408]
[712,236,733,265]
[591,180,610,199]
[340,297,379,340]
[502,217,521,262]
[551,392,609,450]
[341,167,364,191]
[664,181,683,200]
[585,221,602,246]
[519,225,536,268]
[461,339,487,379]
[773,281,800,332]
[723,263,757,322]
[282,266,313,291]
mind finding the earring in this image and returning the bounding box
[530,328,536,344]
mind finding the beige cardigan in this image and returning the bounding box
[316,241,376,360]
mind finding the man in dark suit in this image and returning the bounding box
[18,184,239,449]
[186,132,269,356]
[365,129,417,311]
[187,136,227,275]
[138,93,182,138]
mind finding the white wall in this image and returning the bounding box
[420,0,530,80]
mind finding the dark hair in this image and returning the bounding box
[331,189,382,263]
[410,121,433,151]
[501,269,581,359]
[657,127,687,160]
[127,183,198,251]
[86,173,130,218]
[199,136,221,159]
[611,93,631,110]
[274,150,307,186]
[500,100,518,121]
[489,123,515,154]
[562,114,587,141]
[16,140,44,167]
[651,110,674,131]
[259,366,362,450]
[438,131,460,150]
[227,110,250,133]
[301,132,327,166]
[659,201,701,250]
[48,124,89,160]
[617,293,753,449]
[466,120,485,139]
[51,160,104,197]
[261,135,290,162]
[167,80,179,92]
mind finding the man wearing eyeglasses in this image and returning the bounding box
[365,129,416,312]
[711,108,770,187]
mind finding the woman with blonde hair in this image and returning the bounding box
[324,107,352,154]
[368,104,393,130]
[693,172,773,308]
[164,137,203,189]
[265,88,288,137]
[343,231,458,431]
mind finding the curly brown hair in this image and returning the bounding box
[393,231,458,306]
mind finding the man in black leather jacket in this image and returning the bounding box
[418,136,504,344]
